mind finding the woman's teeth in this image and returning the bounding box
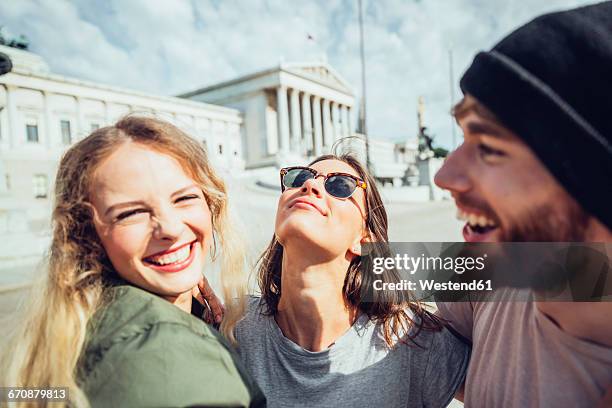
[146,245,191,266]
[456,209,497,228]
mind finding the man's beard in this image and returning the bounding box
[502,198,590,242]
[490,199,595,297]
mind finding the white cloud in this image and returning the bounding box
[0,0,599,149]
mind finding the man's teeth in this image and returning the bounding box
[456,209,497,227]
[147,245,191,266]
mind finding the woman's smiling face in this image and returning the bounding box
[275,159,368,259]
[89,141,212,297]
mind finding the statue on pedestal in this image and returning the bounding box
[417,96,435,161]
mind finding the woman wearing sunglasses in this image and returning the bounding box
[232,153,469,407]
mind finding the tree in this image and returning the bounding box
[433,147,448,158]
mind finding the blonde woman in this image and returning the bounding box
[1,117,265,407]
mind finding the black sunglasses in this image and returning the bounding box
[280,166,367,199]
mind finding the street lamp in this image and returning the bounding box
[358,0,371,172]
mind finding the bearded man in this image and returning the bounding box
[434,2,612,406]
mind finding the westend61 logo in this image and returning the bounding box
[369,253,493,294]
[362,242,612,302]
[372,253,488,275]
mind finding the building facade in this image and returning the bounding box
[337,133,419,187]
[0,45,244,216]
[181,62,356,168]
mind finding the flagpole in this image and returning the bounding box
[358,0,371,172]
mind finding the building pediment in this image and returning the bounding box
[282,63,353,95]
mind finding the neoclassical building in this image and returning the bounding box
[0,44,426,238]
[180,62,356,168]
[0,44,243,212]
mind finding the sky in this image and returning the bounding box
[0,0,599,150]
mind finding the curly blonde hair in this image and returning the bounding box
[0,116,246,407]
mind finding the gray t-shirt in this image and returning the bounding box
[437,289,612,407]
[235,297,469,408]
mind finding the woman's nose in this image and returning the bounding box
[301,177,323,197]
[151,210,186,241]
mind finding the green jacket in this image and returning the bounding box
[78,283,266,407]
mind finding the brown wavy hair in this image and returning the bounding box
[256,152,441,347]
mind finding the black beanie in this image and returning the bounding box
[460,1,612,232]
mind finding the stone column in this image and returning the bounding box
[312,96,323,156]
[103,100,110,125]
[301,93,312,155]
[0,89,7,192]
[341,105,349,138]
[289,88,301,153]
[43,91,53,148]
[76,96,85,139]
[6,85,18,149]
[0,86,12,194]
[346,106,353,136]
[322,99,332,152]
[331,102,341,142]
[276,86,290,153]
[0,158,6,195]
